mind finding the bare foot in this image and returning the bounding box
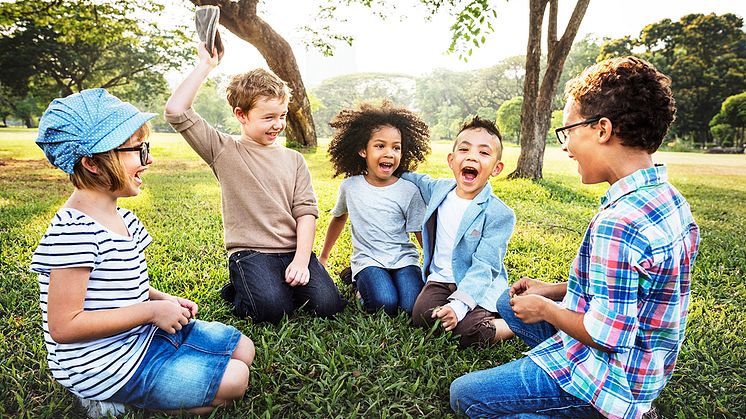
[491,318,515,343]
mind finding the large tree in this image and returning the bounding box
[509,0,590,179]
[190,0,319,147]
[0,0,189,127]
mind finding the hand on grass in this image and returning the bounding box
[150,300,192,334]
[285,259,310,286]
[432,306,458,332]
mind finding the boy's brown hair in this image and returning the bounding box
[564,56,676,153]
[70,124,150,192]
[226,68,292,112]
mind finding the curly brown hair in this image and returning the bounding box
[564,56,676,153]
[328,101,431,178]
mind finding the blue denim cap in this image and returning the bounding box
[35,88,156,174]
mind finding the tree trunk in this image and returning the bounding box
[509,0,590,180]
[23,115,37,128]
[190,0,317,147]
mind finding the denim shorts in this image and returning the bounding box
[109,320,241,410]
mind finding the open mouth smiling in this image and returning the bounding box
[461,166,479,182]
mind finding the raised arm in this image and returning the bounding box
[165,43,219,115]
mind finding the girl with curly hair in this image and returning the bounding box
[319,102,431,316]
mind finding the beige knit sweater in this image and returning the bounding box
[165,108,318,254]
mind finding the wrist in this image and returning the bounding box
[541,297,560,324]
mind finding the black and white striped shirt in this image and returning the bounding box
[31,208,156,400]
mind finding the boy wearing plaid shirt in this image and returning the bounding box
[451,56,700,419]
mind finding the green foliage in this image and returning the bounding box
[710,92,746,147]
[2,130,745,417]
[496,96,522,143]
[600,13,746,144]
[193,76,241,134]
[310,73,417,137]
[0,0,190,125]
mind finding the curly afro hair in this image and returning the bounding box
[564,56,676,153]
[328,101,431,178]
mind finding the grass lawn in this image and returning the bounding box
[1,130,744,418]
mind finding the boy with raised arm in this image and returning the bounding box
[165,43,345,324]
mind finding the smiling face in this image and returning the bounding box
[358,125,402,187]
[239,96,288,146]
[116,134,153,198]
[448,128,504,199]
[561,99,608,185]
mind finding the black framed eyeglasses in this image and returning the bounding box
[555,117,602,144]
[114,142,150,166]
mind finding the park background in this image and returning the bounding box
[1,0,745,417]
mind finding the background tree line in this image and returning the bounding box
[1,1,744,156]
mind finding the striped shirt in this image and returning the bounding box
[528,165,700,419]
[30,208,156,400]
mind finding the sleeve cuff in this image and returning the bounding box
[164,107,199,130]
[446,300,470,322]
[583,297,638,352]
[292,206,319,219]
[449,290,477,310]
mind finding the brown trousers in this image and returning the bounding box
[412,281,497,349]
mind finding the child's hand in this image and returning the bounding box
[150,300,192,334]
[510,277,548,297]
[198,42,220,68]
[510,294,551,324]
[432,306,458,332]
[318,255,328,267]
[175,296,198,319]
[285,260,310,287]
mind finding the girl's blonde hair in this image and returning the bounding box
[70,124,150,192]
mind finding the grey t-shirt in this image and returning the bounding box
[331,175,425,278]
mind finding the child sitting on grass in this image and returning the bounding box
[31,89,254,416]
[164,42,346,324]
[319,102,430,316]
[402,116,516,348]
[450,56,700,419]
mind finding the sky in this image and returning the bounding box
[170,0,745,88]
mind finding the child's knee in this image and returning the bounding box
[495,289,512,316]
[233,335,255,367]
[216,359,250,403]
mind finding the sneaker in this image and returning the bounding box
[338,266,353,285]
[78,396,125,418]
[220,282,236,303]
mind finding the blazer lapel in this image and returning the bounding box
[454,186,491,244]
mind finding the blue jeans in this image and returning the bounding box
[228,250,347,324]
[355,265,423,316]
[449,290,601,418]
[110,320,241,410]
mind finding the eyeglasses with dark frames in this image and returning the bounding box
[555,117,602,144]
[114,142,150,166]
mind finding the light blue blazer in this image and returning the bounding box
[402,172,516,311]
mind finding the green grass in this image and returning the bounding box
[1,130,745,418]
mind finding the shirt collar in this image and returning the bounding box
[599,164,668,210]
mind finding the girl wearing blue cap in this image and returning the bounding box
[31,88,254,416]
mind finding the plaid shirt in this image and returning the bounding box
[528,165,700,419]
